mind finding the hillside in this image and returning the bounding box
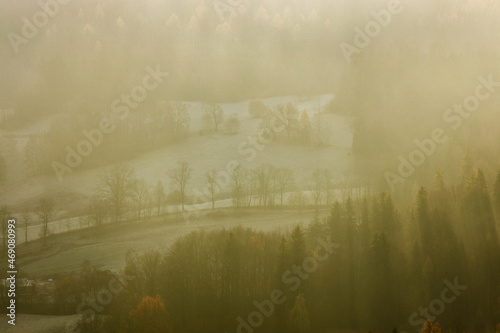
[0,93,352,223]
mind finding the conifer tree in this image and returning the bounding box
[290,225,307,264]
[328,201,343,243]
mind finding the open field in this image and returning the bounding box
[0,314,80,333]
[0,94,352,225]
[16,207,330,277]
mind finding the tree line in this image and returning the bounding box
[0,160,340,247]
[21,98,332,179]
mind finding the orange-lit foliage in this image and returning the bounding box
[129,295,172,333]
[421,320,441,333]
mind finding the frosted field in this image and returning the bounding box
[0,94,353,232]
[1,93,355,282]
[18,208,328,277]
[0,93,355,281]
[0,314,80,333]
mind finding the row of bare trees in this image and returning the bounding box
[84,161,191,227]
[229,164,295,208]
[249,100,329,145]
[0,198,56,249]
[0,161,353,249]
[201,164,337,211]
[0,163,343,249]
[89,166,167,224]
[83,161,338,228]
[24,101,191,176]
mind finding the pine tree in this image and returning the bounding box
[371,194,382,232]
[460,152,474,188]
[464,168,494,223]
[367,232,395,330]
[433,169,445,191]
[416,187,433,256]
[381,193,399,238]
[360,197,371,248]
[344,197,357,327]
[432,169,448,208]
[223,232,240,305]
[277,237,289,279]
[290,225,307,264]
[494,170,500,214]
[416,187,429,225]
[409,240,424,304]
[328,201,343,243]
[275,236,290,333]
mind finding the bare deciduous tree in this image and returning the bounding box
[289,192,308,213]
[253,164,274,207]
[137,250,163,296]
[132,178,151,219]
[246,173,258,207]
[20,212,31,244]
[276,167,295,206]
[312,111,329,146]
[0,205,10,252]
[202,102,224,132]
[323,169,333,205]
[205,169,218,210]
[88,195,107,228]
[168,161,192,212]
[299,110,311,143]
[97,165,136,222]
[310,169,323,214]
[231,165,248,209]
[164,101,191,140]
[271,103,299,141]
[154,180,165,216]
[36,198,56,246]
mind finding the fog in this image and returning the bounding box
[1,1,500,333]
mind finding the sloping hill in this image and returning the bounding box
[0,94,352,221]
